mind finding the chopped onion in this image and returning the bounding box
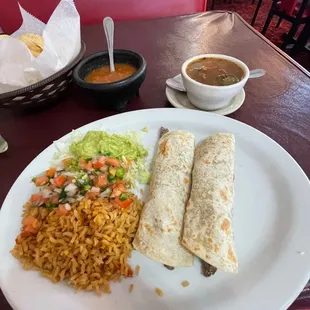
[90,186,100,193]
[41,189,52,199]
[64,203,71,211]
[63,172,77,177]
[56,162,64,171]
[100,166,108,172]
[66,197,76,203]
[100,188,112,198]
[65,183,78,197]
[54,188,62,193]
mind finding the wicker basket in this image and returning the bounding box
[0,41,86,108]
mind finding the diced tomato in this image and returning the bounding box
[22,225,38,235]
[46,168,56,177]
[86,191,99,200]
[79,158,92,170]
[62,158,72,167]
[95,175,108,188]
[58,204,69,216]
[105,158,121,167]
[86,161,93,170]
[93,161,102,169]
[24,215,38,227]
[93,156,106,168]
[34,175,49,187]
[30,194,46,205]
[127,268,133,277]
[50,195,59,204]
[53,175,67,187]
[23,215,39,235]
[114,197,133,208]
[111,182,126,197]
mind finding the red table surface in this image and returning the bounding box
[1,11,310,310]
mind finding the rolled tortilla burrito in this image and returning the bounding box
[133,130,195,267]
[182,133,238,273]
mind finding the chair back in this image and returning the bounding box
[0,0,207,34]
[278,0,309,16]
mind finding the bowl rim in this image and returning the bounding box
[0,41,86,100]
[72,49,147,90]
[181,54,250,90]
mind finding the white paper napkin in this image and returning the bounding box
[0,0,81,94]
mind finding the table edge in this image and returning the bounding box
[215,10,310,78]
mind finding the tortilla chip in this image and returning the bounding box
[19,33,44,58]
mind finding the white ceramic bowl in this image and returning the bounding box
[181,54,250,111]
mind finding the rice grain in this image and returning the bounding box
[11,197,143,295]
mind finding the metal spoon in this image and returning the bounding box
[166,69,266,92]
[0,135,8,153]
[248,69,266,79]
[103,17,115,72]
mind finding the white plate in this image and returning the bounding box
[1,109,310,310]
[166,86,245,115]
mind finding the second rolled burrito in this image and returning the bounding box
[133,130,195,267]
[182,133,238,273]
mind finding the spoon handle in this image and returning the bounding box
[0,134,8,153]
[103,17,115,72]
[249,69,265,79]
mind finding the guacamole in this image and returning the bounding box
[70,131,148,160]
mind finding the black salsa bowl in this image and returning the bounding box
[72,49,147,111]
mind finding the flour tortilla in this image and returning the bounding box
[133,130,195,267]
[182,133,238,273]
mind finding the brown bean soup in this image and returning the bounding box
[186,57,245,86]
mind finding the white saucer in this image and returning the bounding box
[166,86,245,116]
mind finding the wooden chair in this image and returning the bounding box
[290,19,310,55]
[261,0,310,50]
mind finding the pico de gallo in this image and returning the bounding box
[30,155,134,215]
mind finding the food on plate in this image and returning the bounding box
[135,265,140,276]
[182,133,238,273]
[129,284,134,293]
[69,131,149,185]
[186,57,244,86]
[70,131,147,160]
[85,63,137,84]
[155,288,164,296]
[28,154,134,207]
[19,33,44,58]
[201,261,217,277]
[133,130,195,267]
[0,34,9,40]
[12,197,142,295]
[11,130,149,294]
[181,280,190,287]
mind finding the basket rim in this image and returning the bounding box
[0,41,86,100]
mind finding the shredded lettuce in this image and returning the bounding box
[123,156,150,188]
[52,130,84,165]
